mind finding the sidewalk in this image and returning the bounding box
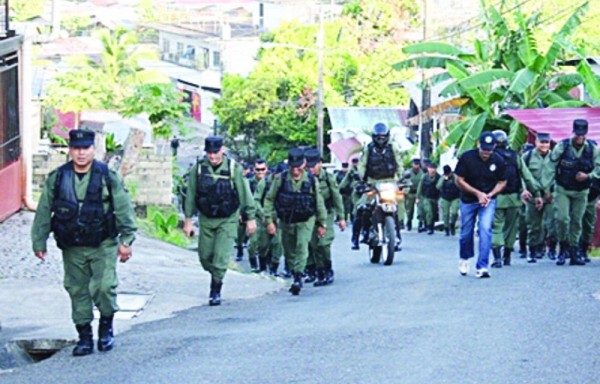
[0,211,284,343]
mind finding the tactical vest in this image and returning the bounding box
[556,139,594,191]
[51,160,117,249]
[196,158,240,218]
[320,172,334,211]
[496,147,520,194]
[365,142,397,180]
[275,171,316,224]
[260,175,273,207]
[440,175,460,200]
[422,174,440,199]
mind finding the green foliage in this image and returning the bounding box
[49,132,68,146]
[141,206,190,247]
[120,83,190,139]
[62,15,92,36]
[10,0,45,22]
[213,0,416,161]
[395,1,598,159]
[105,132,123,154]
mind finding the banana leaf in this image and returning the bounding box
[507,120,528,151]
[457,113,489,156]
[577,60,600,101]
[424,72,452,88]
[392,56,461,71]
[552,73,583,94]
[446,61,470,80]
[458,69,513,89]
[402,42,465,57]
[546,1,589,67]
[548,100,589,108]
[530,55,547,73]
[434,118,468,157]
[508,68,536,94]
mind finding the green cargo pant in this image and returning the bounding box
[254,220,283,266]
[198,216,238,283]
[492,206,520,248]
[309,212,336,269]
[526,200,554,248]
[440,198,459,231]
[280,216,315,274]
[554,186,588,246]
[62,239,119,326]
[405,193,417,225]
[422,197,438,227]
[581,196,599,245]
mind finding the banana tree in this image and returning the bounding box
[393,0,598,158]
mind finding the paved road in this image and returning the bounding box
[3,228,599,384]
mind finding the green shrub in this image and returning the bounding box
[139,205,190,247]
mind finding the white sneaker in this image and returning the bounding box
[476,268,491,278]
[459,259,469,276]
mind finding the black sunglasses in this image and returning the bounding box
[254,168,267,172]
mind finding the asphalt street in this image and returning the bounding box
[2,227,599,384]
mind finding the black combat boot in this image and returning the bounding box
[527,245,537,263]
[547,239,557,260]
[503,247,512,266]
[417,221,426,233]
[249,254,259,272]
[445,227,450,236]
[491,247,503,268]
[579,241,591,263]
[324,259,334,285]
[209,279,222,306]
[427,225,434,235]
[449,216,457,236]
[569,246,585,266]
[73,323,94,356]
[236,246,244,262]
[519,236,527,258]
[406,220,412,231]
[258,257,268,272]
[270,262,279,277]
[97,315,115,352]
[536,244,545,259]
[313,268,326,287]
[289,272,302,295]
[304,265,316,283]
[557,241,569,266]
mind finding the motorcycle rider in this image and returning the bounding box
[358,123,404,246]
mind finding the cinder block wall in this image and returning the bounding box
[32,149,172,207]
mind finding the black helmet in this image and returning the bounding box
[372,122,390,146]
[492,130,508,147]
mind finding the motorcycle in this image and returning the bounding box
[365,181,407,266]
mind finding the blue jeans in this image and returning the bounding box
[459,199,497,270]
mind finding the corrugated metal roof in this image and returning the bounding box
[505,107,600,142]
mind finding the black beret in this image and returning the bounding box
[204,135,224,153]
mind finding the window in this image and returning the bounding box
[162,39,170,54]
[176,42,184,56]
[212,51,221,68]
[0,51,19,169]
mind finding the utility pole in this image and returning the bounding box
[419,0,432,161]
[316,5,325,156]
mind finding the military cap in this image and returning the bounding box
[411,158,421,165]
[275,162,288,174]
[479,131,496,151]
[68,129,95,147]
[304,148,321,167]
[573,119,588,136]
[351,157,359,164]
[288,148,305,167]
[536,132,551,142]
[426,161,437,169]
[341,162,349,168]
[443,165,452,175]
[204,135,224,153]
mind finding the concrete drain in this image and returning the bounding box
[1,339,72,371]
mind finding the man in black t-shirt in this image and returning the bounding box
[454,131,507,278]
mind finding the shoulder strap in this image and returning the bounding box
[524,149,533,167]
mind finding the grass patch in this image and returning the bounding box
[137,205,191,248]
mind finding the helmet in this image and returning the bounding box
[492,130,508,147]
[372,122,390,146]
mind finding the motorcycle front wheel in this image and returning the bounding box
[369,215,396,265]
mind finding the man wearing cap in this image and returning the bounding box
[436,165,460,236]
[490,130,538,268]
[247,159,269,272]
[340,158,363,249]
[521,132,556,262]
[454,131,507,278]
[549,119,600,266]
[263,148,328,295]
[404,159,424,232]
[416,162,440,235]
[31,129,137,356]
[184,136,257,305]
[235,164,257,262]
[305,148,346,286]
[253,160,285,275]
